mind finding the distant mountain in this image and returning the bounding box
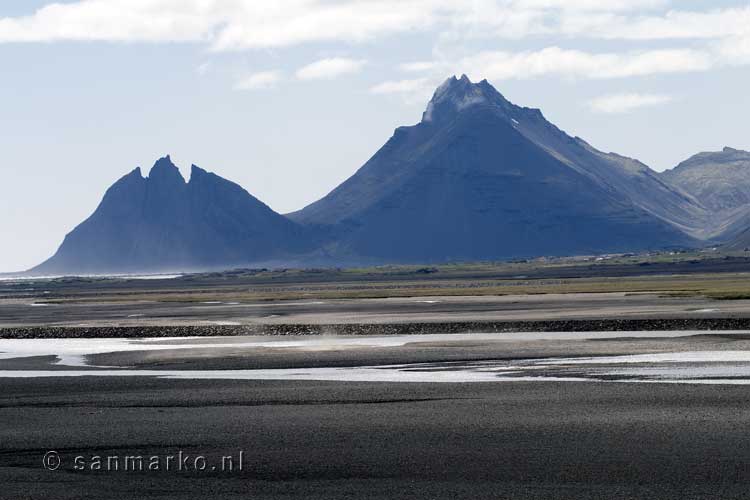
[33,156,312,274]
[36,76,734,274]
[662,148,750,212]
[659,148,750,241]
[289,75,696,262]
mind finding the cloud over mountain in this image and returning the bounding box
[588,93,674,114]
[296,58,367,81]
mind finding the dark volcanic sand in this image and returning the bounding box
[4,333,750,499]
[2,377,750,499]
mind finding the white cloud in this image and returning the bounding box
[514,0,666,11]
[588,93,673,113]
[196,61,211,76]
[0,0,445,49]
[373,46,709,102]
[295,57,367,80]
[2,1,750,82]
[716,34,750,65]
[233,70,282,90]
[369,77,438,104]
[399,61,439,72]
[560,6,750,41]
[0,0,717,49]
[0,0,215,43]
[459,47,712,81]
[370,78,432,94]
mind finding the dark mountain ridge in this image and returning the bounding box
[29,76,750,274]
[33,156,313,274]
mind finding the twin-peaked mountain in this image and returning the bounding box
[34,157,312,274]
[31,76,750,274]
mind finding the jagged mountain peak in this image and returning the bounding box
[33,155,314,274]
[190,163,210,180]
[422,74,511,123]
[125,166,143,178]
[147,154,185,184]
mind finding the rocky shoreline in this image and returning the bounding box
[4,317,750,338]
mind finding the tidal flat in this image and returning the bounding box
[4,331,750,499]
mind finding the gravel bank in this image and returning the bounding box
[5,317,750,338]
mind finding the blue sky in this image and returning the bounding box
[1,0,749,272]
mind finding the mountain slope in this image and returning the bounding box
[725,226,750,251]
[33,156,312,274]
[471,87,708,238]
[289,75,696,262]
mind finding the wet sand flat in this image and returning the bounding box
[3,332,750,498]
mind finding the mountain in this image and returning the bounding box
[33,156,312,274]
[33,76,722,274]
[662,148,750,212]
[289,75,696,262]
[660,148,750,241]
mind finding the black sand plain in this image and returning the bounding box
[3,376,750,499]
[5,258,750,498]
[2,333,750,499]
